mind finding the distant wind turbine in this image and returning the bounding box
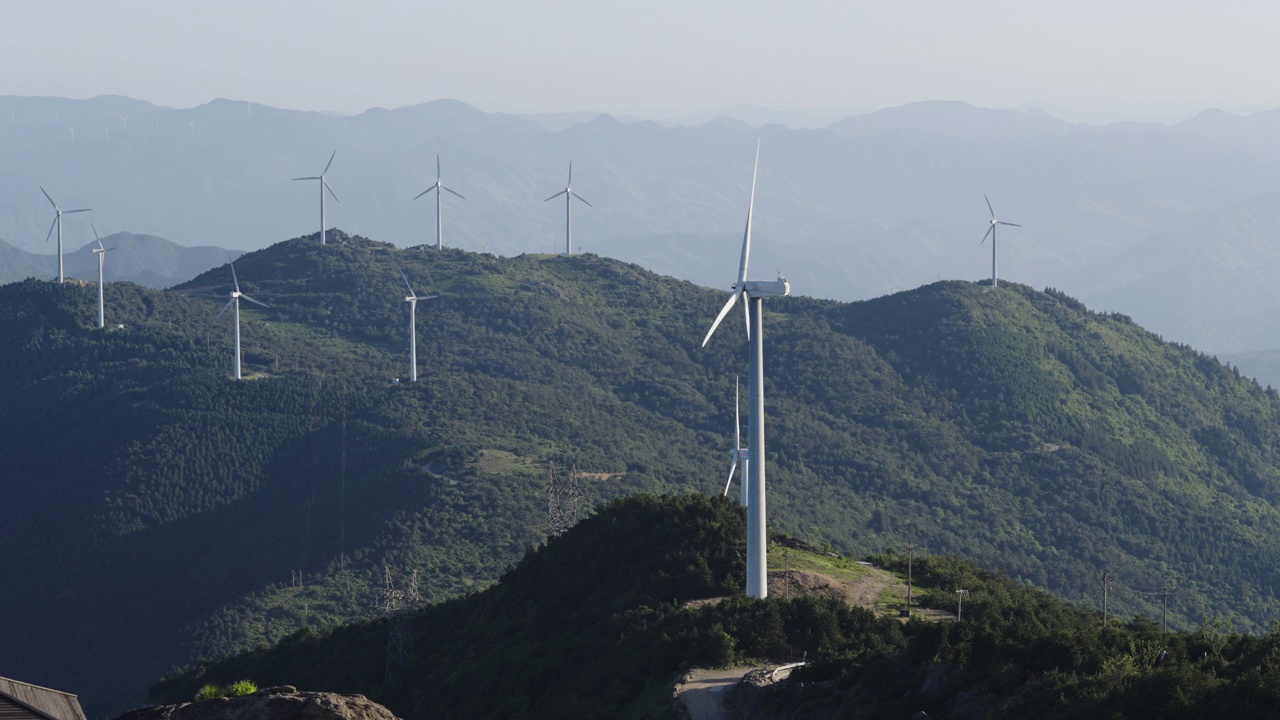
[90,223,114,329]
[294,151,339,245]
[217,262,269,380]
[722,375,749,507]
[400,270,438,382]
[702,142,789,600]
[543,162,591,255]
[40,186,91,284]
[981,195,1021,288]
[414,155,466,250]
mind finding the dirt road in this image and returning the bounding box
[674,666,755,720]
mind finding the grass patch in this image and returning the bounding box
[767,543,872,584]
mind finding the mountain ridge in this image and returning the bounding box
[4,234,1280,715]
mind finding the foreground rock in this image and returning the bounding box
[114,687,399,720]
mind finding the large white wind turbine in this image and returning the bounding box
[40,186,90,284]
[293,151,339,245]
[400,270,438,382]
[981,195,1021,288]
[217,262,269,380]
[414,155,466,250]
[722,375,750,507]
[702,143,789,599]
[543,162,592,255]
[90,224,114,329]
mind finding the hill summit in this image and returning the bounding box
[3,234,1280,715]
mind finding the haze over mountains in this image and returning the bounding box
[4,94,1280,355]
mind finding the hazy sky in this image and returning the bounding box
[3,1,1277,119]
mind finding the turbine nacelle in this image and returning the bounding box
[743,276,790,298]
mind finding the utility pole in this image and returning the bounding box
[1101,572,1111,627]
[1160,587,1170,632]
[955,589,968,621]
[906,540,915,616]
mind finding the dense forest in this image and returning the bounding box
[4,231,1280,715]
[155,494,1280,720]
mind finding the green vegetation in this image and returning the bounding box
[4,232,1280,715]
[225,680,258,697]
[192,680,257,701]
[193,685,222,701]
[157,495,1280,720]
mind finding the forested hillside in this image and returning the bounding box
[155,495,1280,720]
[4,232,1280,715]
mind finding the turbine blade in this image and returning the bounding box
[39,186,57,210]
[324,179,340,203]
[293,176,321,181]
[743,293,751,341]
[230,262,240,292]
[415,186,438,200]
[217,297,235,317]
[981,225,993,244]
[701,290,741,347]
[738,141,760,287]
[443,185,466,200]
[568,161,573,185]
[419,294,440,301]
[240,294,269,309]
[436,154,441,180]
[544,189,567,203]
[723,458,739,496]
[91,223,101,243]
[66,208,91,214]
[985,194,995,219]
[399,269,415,296]
[323,150,336,175]
[998,221,1022,227]
[570,190,592,207]
[44,216,57,243]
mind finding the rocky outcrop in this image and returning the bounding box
[114,687,399,720]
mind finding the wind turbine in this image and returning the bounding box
[981,195,1021,288]
[722,375,749,507]
[294,151,339,245]
[399,270,438,382]
[217,262,269,380]
[40,186,91,284]
[543,162,591,255]
[414,155,466,250]
[90,223,114,329]
[702,142,789,599]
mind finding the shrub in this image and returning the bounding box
[193,684,222,701]
[225,680,258,696]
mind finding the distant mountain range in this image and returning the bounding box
[0,232,240,287]
[5,94,1280,352]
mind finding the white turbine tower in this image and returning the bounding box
[702,142,789,599]
[981,195,1021,288]
[293,151,339,245]
[217,262,269,380]
[543,162,592,255]
[400,270,438,382]
[90,223,114,329]
[722,375,750,507]
[414,155,466,250]
[40,186,91,284]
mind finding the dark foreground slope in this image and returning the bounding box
[154,495,1280,720]
[5,233,1280,714]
